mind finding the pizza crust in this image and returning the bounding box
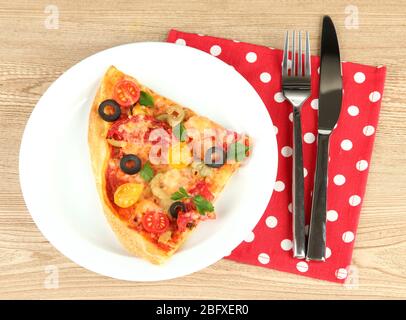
[88,66,181,264]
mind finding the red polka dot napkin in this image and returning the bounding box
[167,29,386,283]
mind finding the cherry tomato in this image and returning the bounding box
[113,182,144,208]
[113,80,140,107]
[142,211,169,234]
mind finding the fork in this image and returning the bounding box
[282,30,311,259]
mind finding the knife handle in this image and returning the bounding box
[292,108,306,259]
[307,133,330,261]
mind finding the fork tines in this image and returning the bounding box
[282,30,311,78]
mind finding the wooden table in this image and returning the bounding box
[1,0,405,299]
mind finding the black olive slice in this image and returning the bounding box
[204,146,227,168]
[169,201,186,219]
[98,99,121,122]
[120,154,141,175]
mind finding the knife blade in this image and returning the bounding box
[318,16,343,133]
[306,15,343,261]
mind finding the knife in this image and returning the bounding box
[306,16,342,261]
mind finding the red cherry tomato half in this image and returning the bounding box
[142,211,169,234]
[113,80,140,107]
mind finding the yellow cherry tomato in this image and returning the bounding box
[168,143,192,169]
[131,104,147,116]
[114,182,144,208]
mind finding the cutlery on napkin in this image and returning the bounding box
[167,28,386,283]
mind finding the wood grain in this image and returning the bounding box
[1,0,405,299]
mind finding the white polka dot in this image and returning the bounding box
[288,112,293,122]
[369,91,381,102]
[348,105,359,116]
[244,231,255,243]
[354,72,366,84]
[288,203,292,213]
[273,125,278,135]
[258,253,270,264]
[336,268,348,280]
[305,224,309,236]
[304,132,316,144]
[197,33,204,36]
[260,72,271,83]
[233,39,240,43]
[317,67,320,74]
[265,216,278,228]
[325,247,332,259]
[210,45,222,56]
[327,210,338,222]
[274,92,285,103]
[363,125,375,136]
[342,231,355,243]
[341,139,353,151]
[349,195,361,206]
[310,99,319,110]
[303,167,308,178]
[281,146,293,157]
[333,174,346,186]
[246,52,257,63]
[281,239,293,251]
[175,38,186,45]
[356,160,368,171]
[274,181,285,192]
[296,261,309,273]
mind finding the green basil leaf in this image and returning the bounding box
[173,122,187,142]
[193,195,214,215]
[139,91,154,107]
[227,142,247,162]
[171,187,190,201]
[140,161,154,182]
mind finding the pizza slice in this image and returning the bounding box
[88,66,251,264]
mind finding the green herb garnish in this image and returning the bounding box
[170,187,190,201]
[139,91,154,107]
[193,195,214,215]
[140,161,154,182]
[170,187,214,215]
[173,122,187,142]
[227,142,248,162]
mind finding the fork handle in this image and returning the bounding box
[292,108,306,259]
[307,133,330,261]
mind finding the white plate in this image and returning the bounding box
[19,42,277,281]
